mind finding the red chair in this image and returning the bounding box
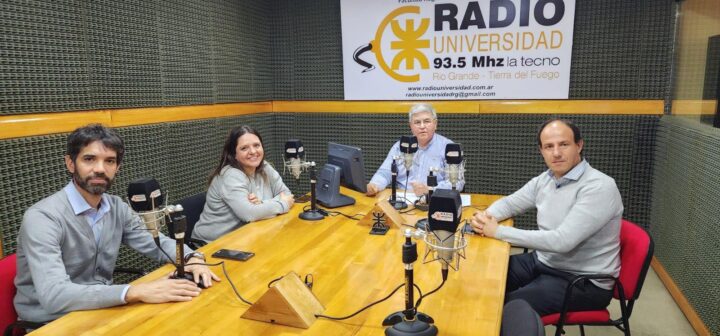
[1,254,44,336]
[541,219,654,336]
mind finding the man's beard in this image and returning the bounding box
[73,171,113,195]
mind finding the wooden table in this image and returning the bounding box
[31,188,512,335]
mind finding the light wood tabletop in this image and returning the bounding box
[31,188,512,336]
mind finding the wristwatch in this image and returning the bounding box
[184,251,205,263]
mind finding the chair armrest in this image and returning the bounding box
[561,273,617,309]
[553,273,618,334]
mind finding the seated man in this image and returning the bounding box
[470,119,622,316]
[14,124,220,323]
[366,103,464,197]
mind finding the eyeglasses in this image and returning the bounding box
[412,118,435,127]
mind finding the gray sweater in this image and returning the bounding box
[488,161,623,289]
[14,188,182,322]
[192,163,291,243]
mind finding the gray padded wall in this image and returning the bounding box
[0,0,273,115]
[271,0,675,100]
[570,0,675,99]
[86,0,163,108]
[271,0,344,100]
[652,116,720,335]
[1,1,94,114]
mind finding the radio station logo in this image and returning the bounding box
[353,6,430,83]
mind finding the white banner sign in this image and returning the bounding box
[341,0,576,100]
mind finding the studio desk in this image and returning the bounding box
[31,188,513,336]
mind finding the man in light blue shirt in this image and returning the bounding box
[366,103,464,197]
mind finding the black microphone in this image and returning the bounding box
[428,188,462,280]
[168,205,204,287]
[399,135,418,171]
[284,139,306,179]
[444,143,464,190]
[427,169,438,199]
[170,206,187,278]
[127,178,164,247]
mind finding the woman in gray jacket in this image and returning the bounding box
[192,125,294,243]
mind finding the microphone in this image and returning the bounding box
[427,188,462,280]
[166,204,205,287]
[399,135,418,172]
[444,143,464,190]
[413,168,437,230]
[127,178,165,246]
[284,139,306,179]
[169,205,187,278]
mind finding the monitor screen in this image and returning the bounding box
[327,142,367,193]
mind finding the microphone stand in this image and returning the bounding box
[299,162,325,221]
[389,157,408,210]
[169,208,204,287]
[415,170,437,231]
[383,230,437,335]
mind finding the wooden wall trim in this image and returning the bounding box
[271,101,480,113]
[0,102,273,140]
[475,100,663,114]
[651,257,713,336]
[0,111,112,140]
[671,99,718,115]
[0,100,663,140]
[273,100,665,115]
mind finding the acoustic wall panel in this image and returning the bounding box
[85,0,163,109]
[652,116,720,335]
[0,1,93,114]
[157,0,215,106]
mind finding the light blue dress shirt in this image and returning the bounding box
[547,159,588,188]
[369,133,464,192]
[64,181,111,245]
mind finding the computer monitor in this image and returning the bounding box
[327,142,367,193]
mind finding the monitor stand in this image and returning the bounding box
[316,164,356,208]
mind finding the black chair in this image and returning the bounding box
[502,299,545,336]
[167,192,207,249]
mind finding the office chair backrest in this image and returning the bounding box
[0,254,18,334]
[178,192,206,239]
[616,219,654,301]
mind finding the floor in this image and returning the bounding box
[507,249,698,336]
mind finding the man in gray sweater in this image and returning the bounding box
[470,119,623,316]
[14,124,220,323]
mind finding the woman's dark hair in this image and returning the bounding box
[209,125,267,184]
[67,124,125,164]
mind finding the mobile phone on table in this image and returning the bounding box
[212,249,255,261]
